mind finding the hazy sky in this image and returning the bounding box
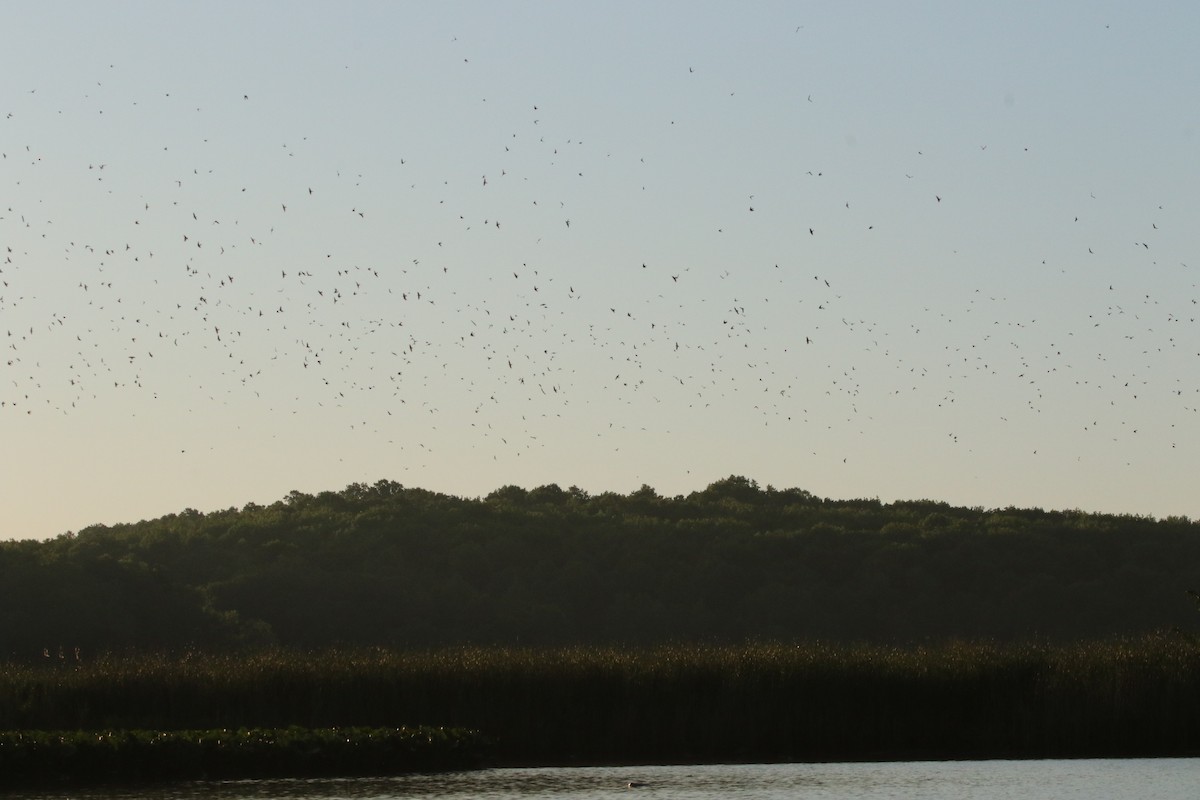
[3,2,1198,539]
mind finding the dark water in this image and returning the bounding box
[12,758,1200,799]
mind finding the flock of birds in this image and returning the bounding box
[1,38,1196,518]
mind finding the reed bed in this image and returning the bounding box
[2,637,1198,764]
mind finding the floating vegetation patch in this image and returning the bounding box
[0,725,489,786]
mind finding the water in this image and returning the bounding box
[12,758,1200,799]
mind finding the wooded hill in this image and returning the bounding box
[4,477,1198,656]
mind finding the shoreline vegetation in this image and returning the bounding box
[5,479,1200,784]
[3,637,1199,784]
[0,725,487,787]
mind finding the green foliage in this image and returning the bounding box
[3,476,1200,653]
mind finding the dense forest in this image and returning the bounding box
[3,476,1199,656]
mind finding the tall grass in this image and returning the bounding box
[2,636,1198,764]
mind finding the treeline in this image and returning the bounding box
[3,476,1200,655]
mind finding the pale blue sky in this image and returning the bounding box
[2,2,1198,539]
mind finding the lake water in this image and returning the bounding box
[12,758,1200,799]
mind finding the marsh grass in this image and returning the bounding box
[2,636,1198,764]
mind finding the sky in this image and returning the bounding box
[2,2,1199,540]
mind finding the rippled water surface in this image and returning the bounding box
[15,758,1200,799]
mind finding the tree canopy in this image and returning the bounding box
[3,477,1198,656]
